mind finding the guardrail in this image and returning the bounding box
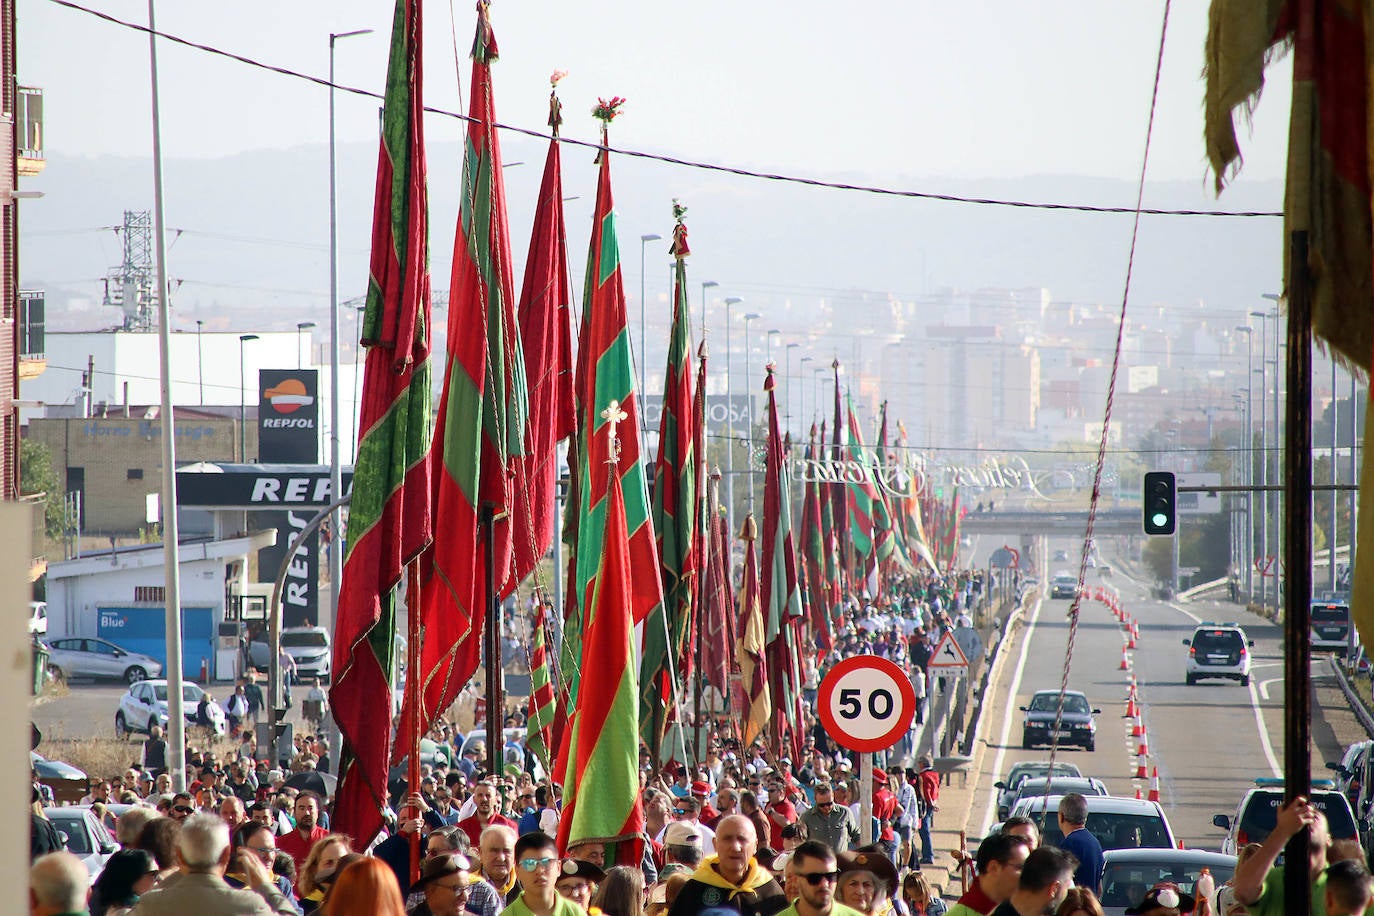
[1177,576,1229,601]
[1329,655,1374,740]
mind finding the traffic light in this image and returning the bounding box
[1142,471,1176,536]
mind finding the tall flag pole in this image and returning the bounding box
[818,420,840,610]
[526,603,556,774]
[399,0,526,767]
[508,74,575,596]
[556,401,646,866]
[736,513,770,748]
[642,202,697,762]
[871,400,910,585]
[894,420,937,571]
[760,366,804,757]
[799,424,832,655]
[829,360,850,590]
[331,0,434,847]
[563,99,666,719]
[843,393,883,591]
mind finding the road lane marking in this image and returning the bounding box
[978,595,1045,836]
[1259,677,1281,701]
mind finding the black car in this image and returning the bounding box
[1020,689,1099,751]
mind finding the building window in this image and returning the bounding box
[127,468,143,480]
[134,586,164,603]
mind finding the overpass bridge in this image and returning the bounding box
[959,507,1141,536]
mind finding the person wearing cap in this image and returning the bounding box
[411,852,475,916]
[1122,883,1194,916]
[987,846,1077,916]
[500,832,582,916]
[667,815,787,916]
[870,772,899,864]
[674,796,717,855]
[800,784,859,854]
[693,781,721,825]
[555,859,606,912]
[943,833,1032,916]
[773,841,863,916]
[661,821,706,880]
[762,785,797,853]
[835,849,899,916]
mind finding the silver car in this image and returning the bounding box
[44,806,118,878]
[45,637,162,684]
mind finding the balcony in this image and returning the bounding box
[17,86,43,176]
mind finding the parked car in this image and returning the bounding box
[44,806,118,878]
[1004,776,1108,818]
[115,679,226,738]
[1010,795,1177,851]
[30,751,87,783]
[45,637,162,684]
[1214,777,1358,856]
[995,760,1084,820]
[1098,848,1236,916]
[1326,740,1374,811]
[281,626,331,683]
[1182,623,1253,685]
[29,601,47,636]
[1020,689,1099,751]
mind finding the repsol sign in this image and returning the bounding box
[258,368,319,463]
[177,466,353,509]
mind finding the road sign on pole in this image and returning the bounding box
[817,655,918,753]
[928,631,971,674]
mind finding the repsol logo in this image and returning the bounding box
[250,477,336,503]
[262,418,316,429]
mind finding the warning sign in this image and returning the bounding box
[928,631,971,672]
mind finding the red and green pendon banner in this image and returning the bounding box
[842,394,887,584]
[508,87,575,598]
[555,436,646,863]
[736,513,769,748]
[760,368,805,760]
[331,0,434,846]
[398,1,527,758]
[562,109,665,710]
[798,424,833,653]
[525,603,556,774]
[641,207,697,760]
[893,420,938,571]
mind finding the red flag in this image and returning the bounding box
[397,2,524,757]
[508,88,575,594]
[331,0,434,846]
[699,468,737,702]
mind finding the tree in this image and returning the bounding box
[19,438,63,542]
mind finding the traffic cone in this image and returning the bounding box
[1125,692,1137,718]
[1135,751,1148,779]
[1132,710,1144,737]
[1120,644,1130,670]
[1137,728,1149,756]
[1135,787,1143,800]
[1127,628,1137,649]
[1148,766,1161,802]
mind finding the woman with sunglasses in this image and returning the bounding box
[228,821,300,909]
[90,848,159,916]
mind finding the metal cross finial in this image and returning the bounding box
[601,399,629,463]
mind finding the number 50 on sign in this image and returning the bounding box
[817,655,918,753]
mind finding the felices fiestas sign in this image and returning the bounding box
[796,452,1046,499]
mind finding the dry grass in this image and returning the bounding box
[38,734,242,782]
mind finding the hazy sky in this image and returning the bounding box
[21,0,1291,184]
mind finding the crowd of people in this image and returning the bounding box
[34,568,1373,915]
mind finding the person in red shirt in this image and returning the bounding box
[456,780,517,848]
[691,781,720,825]
[916,755,941,865]
[763,779,797,851]
[276,791,329,870]
[871,769,900,863]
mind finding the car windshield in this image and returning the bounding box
[1100,860,1235,906]
[1029,693,1089,715]
[1240,791,1357,840]
[282,632,328,648]
[151,685,202,703]
[1312,605,1350,624]
[1193,630,1242,651]
[1040,811,1172,850]
[1009,763,1080,784]
[52,815,92,854]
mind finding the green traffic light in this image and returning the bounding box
[1151,512,1168,527]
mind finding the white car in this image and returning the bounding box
[29,601,47,636]
[45,637,162,684]
[1183,623,1253,686]
[116,679,225,738]
[282,626,331,683]
[44,806,118,878]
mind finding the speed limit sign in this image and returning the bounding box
[817,654,917,752]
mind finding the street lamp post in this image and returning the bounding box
[296,321,317,370]
[798,355,814,429]
[239,334,259,460]
[700,280,718,344]
[785,342,799,430]
[766,329,781,366]
[743,312,762,513]
[639,233,662,436]
[1250,310,1269,608]
[195,319,204,405]
[723,296,742,519]
[1235,326,1253,601]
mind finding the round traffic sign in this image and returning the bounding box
[817,654,917,752]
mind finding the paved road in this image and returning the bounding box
[967,538,1368,851]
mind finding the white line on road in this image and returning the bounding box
[978,596,1045,836]
[1258,677,1281,701]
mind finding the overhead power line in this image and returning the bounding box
[46,0,1283,219]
